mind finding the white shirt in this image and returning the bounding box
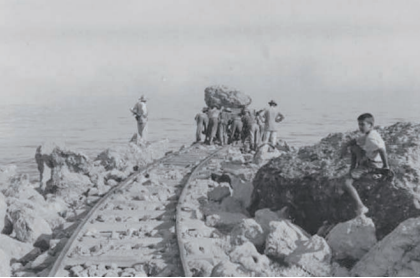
[356,130,385,162]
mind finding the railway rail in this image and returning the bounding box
[48,144,227,277]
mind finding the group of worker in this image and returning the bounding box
[130,95,285,152]
[194,100,284,152]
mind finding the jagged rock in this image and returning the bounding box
[7,202,52,244]
[254,208,284,237]
[228,155,245,165]
[204,85,252,109]
[253,147,282,165]
[0,192,6,232]
[207,183,232,203]
[0,234,33,261]
[0,164,18,191]
[205,212,247,232]
[251,122,420,239]
[285,235,332,276]
[211,261,250,277]
[0,248,11,276]
[35,142,91,190]
[2,174,44,205]
[95,139,168,171]
[106,169,128,183]
[351,217,420,276]
[188,260,214,277]
[326,215,377,261]
[45,195,67,218]
[265,220,310,260]
[230,219,265,247]
[229,242,270,276]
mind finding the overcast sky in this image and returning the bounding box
[1,0,420,105]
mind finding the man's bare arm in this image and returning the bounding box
[379,148,389,169]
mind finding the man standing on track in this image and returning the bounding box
[131,95,148,141]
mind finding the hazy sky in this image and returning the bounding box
[1,0,420,107]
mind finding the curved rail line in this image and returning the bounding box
[48,145,226,277]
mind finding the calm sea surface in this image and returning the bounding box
[1,90,419,180]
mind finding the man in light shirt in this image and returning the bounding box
[130,95,148,141]
[259,100,285,151]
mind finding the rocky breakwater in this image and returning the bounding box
[204,85,252,109]
[250,122,420,240]
[0,137,168,276]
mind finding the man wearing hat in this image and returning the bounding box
[218,107,232,146]
[130,95,148,140]
[195,107,209,143]
[259,100,285,151]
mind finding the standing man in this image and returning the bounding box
[218,107,231,146]
[195,107,209,143]
[241,109,260,152]
[229,111,243,145]
[205,106,222,145]
[130,95,148,141]
[259,100,285,151]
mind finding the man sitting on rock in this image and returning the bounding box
[340,113,392,215]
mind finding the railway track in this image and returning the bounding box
[48,144,227,277]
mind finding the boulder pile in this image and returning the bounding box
[250,122,420,239]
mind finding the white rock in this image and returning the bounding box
[351,217,420,277]
[285,235,332,277]
[264,220,310,260]
[229,242,270,276]
[8,203,52,244]
[0,248,11,276]
[0,234,33,261]
[230,219,265,247]
[326,215,377,260]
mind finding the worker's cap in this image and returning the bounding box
[268,100,277,106]
[139,95,147,102]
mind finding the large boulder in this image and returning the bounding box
[95,139,169,172]
[250,122,420,239]
[351,217,420,276]
[36,142,91,185]
[285,235,332,276]
[204,85,252,109]
[7,201,52,244]
[264,220,310,260]
[326,215,377,261]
